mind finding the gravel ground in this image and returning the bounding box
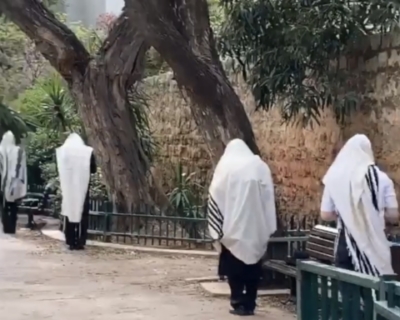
[0,229,296,320]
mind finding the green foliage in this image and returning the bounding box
[0,17,32,102]
[144,48,170,77]
[25,129,60,168]
[220,0,400,125]
[1,6,157,203]
[208,0,225,33]
[14,74,80,134]
[70,22,104,54]
[13,58,156,198]
[168,163,204,218]
[0,102,34,142]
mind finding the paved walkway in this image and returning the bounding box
[0,230,296,320]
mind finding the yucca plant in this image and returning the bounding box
[16,73,77,136]
[168,162,205,239]
[0,102,35,142]
[40,74,76,133]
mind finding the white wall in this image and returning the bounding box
[63,0,123,28]
[106,0,124,16]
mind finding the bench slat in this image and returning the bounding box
[306,249,335,263]
[307,242,335,257]
[263,260,296,277]
[307,235,335,248]
[310,229,337,241]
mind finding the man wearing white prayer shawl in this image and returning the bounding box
[207,139,277,316]
[320,134,398,276]
[0,131,27,234]
[56,133,97,250]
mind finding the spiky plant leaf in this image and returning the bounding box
[0,102,35,142]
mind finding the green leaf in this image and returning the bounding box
[219,0,398,125]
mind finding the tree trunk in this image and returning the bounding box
[0,0,153,212]
[126,0,260,161]
[2,0,260,217]
[79,16,151,209]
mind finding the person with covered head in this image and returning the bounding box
[56,133,96,250]
[208,139,277,316]
[321,134,398,276]
[0,131,27,234]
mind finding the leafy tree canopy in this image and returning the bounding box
[220,0,400,125]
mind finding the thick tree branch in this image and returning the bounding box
[0,0,90,82]
[99,13,148,87]
[126,0,259,159]
[2,0,161,210]
[169,0,219,64]
[77,11,158,209]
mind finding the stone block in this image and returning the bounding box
[200,282,290,297]
[378,51,388,68]
[388,49,400,66]
[392,34,400,47]
[370,34,382,50]
[365,57,378,72]
[339,56,347,69]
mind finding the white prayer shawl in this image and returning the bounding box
[0,131,27,203]
[56,133,93,223]
[208,139,277,265]
[323,134,393,275]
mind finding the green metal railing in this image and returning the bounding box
[85,200,212,249]
[374,281,400,320]
[85,200,312,250]
[297,260,400,320]
[88,210,211,249]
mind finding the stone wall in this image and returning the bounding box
[142,32,400,217]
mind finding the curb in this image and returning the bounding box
[200,282,291,297]
[42,230,218,259]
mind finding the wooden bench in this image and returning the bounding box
[264,225,337,298]
[306,225,337,264]
[265,225,337,273]
[18,192,55,229]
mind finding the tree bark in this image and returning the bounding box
[0,0,152,210]
[126,0,260,161]
[79,14,152,209]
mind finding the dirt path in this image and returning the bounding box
[0,230,296,320]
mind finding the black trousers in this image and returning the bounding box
[219,245,262,311]
[1,202,18,234]
[228,273,260,311]
[65,211,89,248]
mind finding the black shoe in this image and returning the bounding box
[76,245,85,250]
[229,307,254,316]
[68,245,76,250]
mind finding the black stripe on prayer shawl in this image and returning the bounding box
[207,194,223,239]
[0,153,3,176]
[341,165,381,276]
[10,149,24,197]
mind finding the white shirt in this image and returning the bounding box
[321,169,398,215]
